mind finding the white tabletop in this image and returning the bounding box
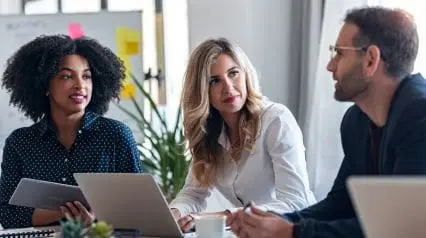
[0,226,236,238]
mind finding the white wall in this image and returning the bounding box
[162,0,189,124]
[187,0,301,112]
[0,0,21,14]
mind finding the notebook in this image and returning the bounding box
[0,227,55,238]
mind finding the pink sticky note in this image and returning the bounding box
[68,23,84,39]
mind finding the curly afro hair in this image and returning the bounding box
[1,34,126,122]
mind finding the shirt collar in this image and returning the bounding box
[37,111,100,136]
[217,107,266,153]
[218,124,231,151]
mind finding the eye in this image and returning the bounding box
[209,77,220,86]
[83,74,92,80]
[61,74,72,80]
[228,70,240,78]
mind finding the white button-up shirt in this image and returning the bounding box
[170,101,316,215]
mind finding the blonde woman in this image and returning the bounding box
[170,38,315,232]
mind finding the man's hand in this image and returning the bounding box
[231,204,294,238]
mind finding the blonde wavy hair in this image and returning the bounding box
[181,38,264,187]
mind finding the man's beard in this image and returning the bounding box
[334,63,369,102]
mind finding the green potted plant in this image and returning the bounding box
[60,218,87,238]
[60,219,113,238]
[88,221,114,238]
[116,74,190,201]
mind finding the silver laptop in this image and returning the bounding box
[347,176,426,238]
[74,173,183,238]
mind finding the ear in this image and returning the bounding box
[363,45,381,77]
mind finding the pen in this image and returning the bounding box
[243,201,252,211]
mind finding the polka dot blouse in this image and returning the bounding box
[0,111,142,228]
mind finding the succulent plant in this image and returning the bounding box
[60,218,87,238]
[88,221,113,238]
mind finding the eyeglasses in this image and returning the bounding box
[329,45,368,60]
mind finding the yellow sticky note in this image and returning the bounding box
[125,41,139,54]
[115,27,141,100]
[115,27,142,55]
[121,82,136,99]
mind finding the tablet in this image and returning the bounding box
[9,178,90,211]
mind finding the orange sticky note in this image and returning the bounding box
[121,82,136,99]
[68,23,84,39]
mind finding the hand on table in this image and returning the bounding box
[230,204,293,238]
[171,208,232,233]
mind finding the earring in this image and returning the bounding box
[45,92,49,96]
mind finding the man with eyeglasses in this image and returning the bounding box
[231,6,425,238]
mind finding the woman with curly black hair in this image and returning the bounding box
[0,35,142,229]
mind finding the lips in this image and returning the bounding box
[70,93,87,104]
[223,95,240,103]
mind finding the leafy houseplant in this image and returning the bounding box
[88,221,114,238]
[60,219,113,238]
[60,218,86,238]
[116,74,190,201]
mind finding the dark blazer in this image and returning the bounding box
[283,73,426,238]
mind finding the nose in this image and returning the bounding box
[326,58,336,73]
[222,76,234,93]
[73,76,85,89]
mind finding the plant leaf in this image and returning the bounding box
[173,107,183,138]
[131,73,169,131]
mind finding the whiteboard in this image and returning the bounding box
[0,11,144,160]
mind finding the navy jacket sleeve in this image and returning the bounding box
[0,136,35,229]
[295,218,362,238]
[284,155,355,222]
[283,156,363,238]
[282,107,363,238]
[392,99,426,174]
[114,123,142,173]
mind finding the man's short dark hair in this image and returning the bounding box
[344,7,419,79]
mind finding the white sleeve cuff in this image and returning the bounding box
[169,202,195,217]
